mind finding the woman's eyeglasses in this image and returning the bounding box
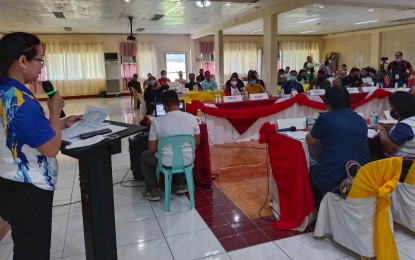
[33,58,45,65]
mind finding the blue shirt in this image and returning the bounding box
[310,108,370,190]
[0,77,58,190]
[201,80,218,91]
[281,81,304,94]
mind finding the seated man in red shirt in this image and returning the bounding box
[157,70,171,86]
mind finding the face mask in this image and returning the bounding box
[390,109,398,120]
[149,80,156,86]
[396,58,402,62]
[289,76,296,82]
[231,81,238,86]
[161,74,166,78]
[361,72,367,77]
[279,75,285,78]
[249,80,256,85]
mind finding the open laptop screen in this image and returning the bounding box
[154,100,185,117]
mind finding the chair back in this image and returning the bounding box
[348,157,402,260]
[157,134,195,172]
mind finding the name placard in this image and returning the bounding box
[309,89,325,96]
[223,95,243,103]
[346,87,359,93]
[249,93,269,100]
[290,90,298,97]
[362,87,377,92]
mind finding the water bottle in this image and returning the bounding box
[215,93,220,103]
[196,109,204,124]
[370,111,378,128]
[280,87,285,97]
[403,83,407,88]
[194,85,198,92]
[394,82,398,88]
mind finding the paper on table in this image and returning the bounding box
[64,124,127,143]
[378,119,397,125]
[280,131,308,141]
[61,106,128,143]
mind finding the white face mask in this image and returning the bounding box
[396,58,402,62]
[231,81,238,86]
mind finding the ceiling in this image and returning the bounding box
[0,0,414,36]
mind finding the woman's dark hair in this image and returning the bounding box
[388,91,415,119]
[323,86,350,110]
[0,32,41,75]
[278,69,285,74]
[161,90,179,106]
[297,69,306,81]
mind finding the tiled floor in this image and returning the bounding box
[0,96,414,260]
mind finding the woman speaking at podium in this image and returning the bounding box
[0,32,81,259]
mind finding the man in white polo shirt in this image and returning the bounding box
[140,90,200,201]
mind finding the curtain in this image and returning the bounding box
[199,41,214,55]
[119,41,137,57]
[202,61,215,80]
[279,41,319,72]
[44,42,106,96]
[137,42,158,79]
[223,42,258,80]
[121,64,137,91]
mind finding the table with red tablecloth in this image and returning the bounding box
[194,123,212,185]
[186,89,392,144]
[258,122,316,231]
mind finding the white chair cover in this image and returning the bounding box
[391,182,415,232]
[314,194,393,257]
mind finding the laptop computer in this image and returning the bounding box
[154,100,185,117]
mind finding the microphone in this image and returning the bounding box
[42,81,66,118]
[277,126,296,132]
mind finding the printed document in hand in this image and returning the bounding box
[62,106,126,143]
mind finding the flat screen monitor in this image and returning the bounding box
[155,100,185,117]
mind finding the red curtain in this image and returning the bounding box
[119,42,137,57]
[199,41,214,55]
[121,64,137,91]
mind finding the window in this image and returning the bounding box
[165,53,187,81]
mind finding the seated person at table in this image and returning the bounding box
[225,72,245,90]
[185,73,201,91]
[360,67,374,86]
[144,76,168,115]
[196,68,205,83]
[332,70,346,87]
[281,71,304,94]
[376,92,415,159]
[157,70,171,86]
[200,71,218,91]
[140,90,200,201]
[310,69,331,90]
[297,69,307,83]
[341,67,364,91]
[225,75,244,96]
[244,74,265,95]
[277,69,287,85]
[306,86,370,207]
[251,70,266,89]
[175,71,187,85]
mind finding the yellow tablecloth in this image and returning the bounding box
[188,90,224,101]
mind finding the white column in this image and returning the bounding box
[262,12,279,96]
[214,30,224,85]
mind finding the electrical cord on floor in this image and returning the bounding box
[258,143,279,222]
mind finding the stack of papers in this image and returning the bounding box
[280,131,308,141]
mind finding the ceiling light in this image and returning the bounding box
[196,0,211,7]
[226,3,231,6]
[297,18,320,24]
[368,9,374,12]
[251,29,263,33]
[300,30,316,34]
[354,20,378,25]
[319,5,324,9]
[124,0,130,2]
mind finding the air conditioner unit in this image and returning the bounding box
[121,56,137,64]
[201,53,214,61]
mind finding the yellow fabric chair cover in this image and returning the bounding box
[391,161,415,232]
[314,157,402,259]
[348,157,402,260]
[131,88,139,109]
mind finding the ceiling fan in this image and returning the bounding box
[127,16,136,41]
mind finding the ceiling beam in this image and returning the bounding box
[190,0,322,39]
[326,0,415,10]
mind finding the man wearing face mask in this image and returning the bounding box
[281,70,304,94]
[376,92,415,160]
[144,76,164,115]
[157,70,171,86]
[341,67,364,92]
[277,69,287,85]
[387,51,413,88]
[244,74,265,95]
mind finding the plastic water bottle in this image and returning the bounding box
[280,88,285,97]
[196,109,204,124]
[394,82,398,88]
[403,83,407,88]
[370,111,378,127]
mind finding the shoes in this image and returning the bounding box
[176,184,188,194]
[144,189,160,201]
